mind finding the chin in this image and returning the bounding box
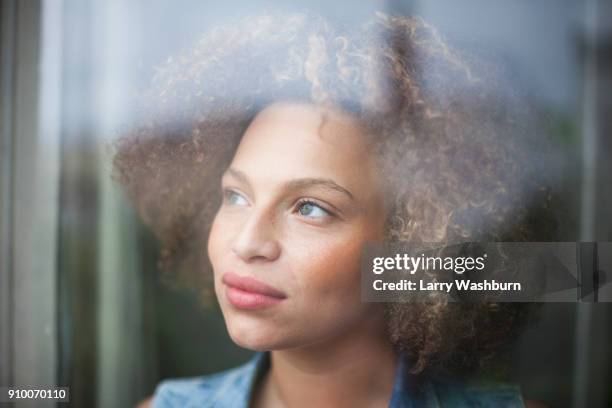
[224,314,285,351]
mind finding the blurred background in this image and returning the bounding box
[1,0,611,407]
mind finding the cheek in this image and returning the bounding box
[292,232,366,304]
[207,212,229,275]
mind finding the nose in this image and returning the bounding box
[231,209,281,263]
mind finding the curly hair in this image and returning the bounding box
[113,12,557,375]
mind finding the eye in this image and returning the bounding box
[223,189,249,206]
[296,200,332,219]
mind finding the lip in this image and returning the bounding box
[222,272,287,310]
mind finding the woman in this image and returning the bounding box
[115,12,554,408]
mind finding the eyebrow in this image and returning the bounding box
[224,168,355,200]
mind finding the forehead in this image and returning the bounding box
[232,102,373,177]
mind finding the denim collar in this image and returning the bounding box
[156,350,524,407]
[207,351,441,408]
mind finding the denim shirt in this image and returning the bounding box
[152,352,525,407]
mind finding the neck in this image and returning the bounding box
[253,309,398,408]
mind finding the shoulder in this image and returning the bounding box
[151,353,264,408]
[427,377,527,407]
[392,354,529,408]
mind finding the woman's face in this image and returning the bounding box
[208,102,387,351]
